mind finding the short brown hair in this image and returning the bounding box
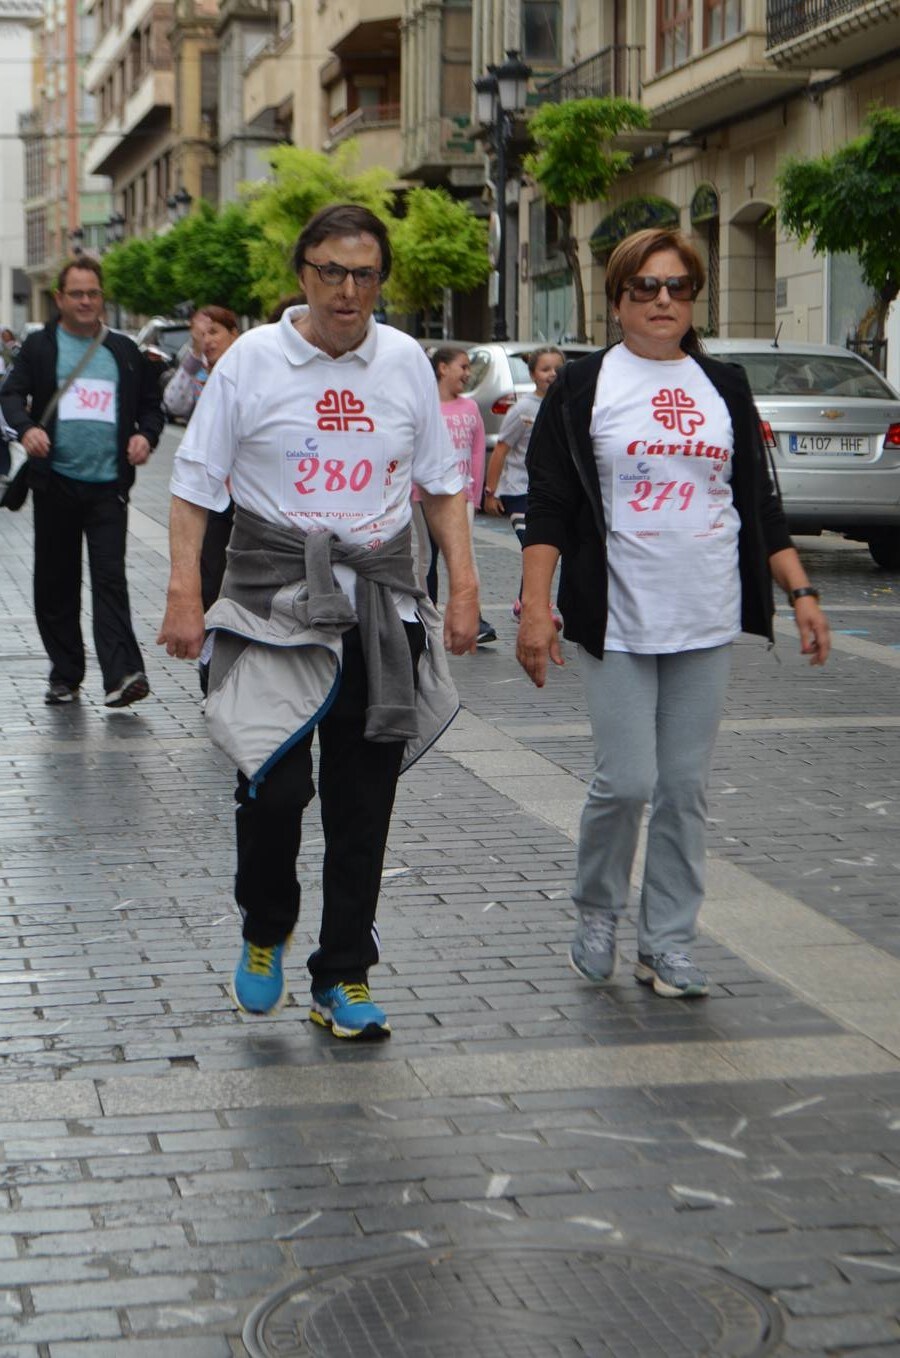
[605,228,705,356]
[605,228,705,305]
[430,345,468,378]
[198,304,239,332]
[291,204,392,280]
[57,257,103,293]
[526,345,564,374]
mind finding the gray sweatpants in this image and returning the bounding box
[573,643,733,955]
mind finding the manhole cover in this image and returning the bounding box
[244,1245,782,1356]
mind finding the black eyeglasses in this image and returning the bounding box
[63,289,103,301]
[300,260,385,290]
[622,275,699,303]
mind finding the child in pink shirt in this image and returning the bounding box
[412,347,496,643]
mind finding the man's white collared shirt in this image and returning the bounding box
[171,308,463,545]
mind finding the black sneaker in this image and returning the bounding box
[104,672,150,708]
[476,617,497,644]
[45,680,80,705]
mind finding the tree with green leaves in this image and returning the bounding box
[242,142,395,314]
[777,106,900,348]
[386,187,490,324]
[102,236,170,316]
[524,97,650,342]
[103,202,264,319]
[169,201,263,317]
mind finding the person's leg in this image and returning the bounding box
[635,643,733,996]
[503,493,528,616]
[308,622,424,1036]
[231,730,316,1014]
[83,484,145,695]
[467,500,496,642]
[571,648,658,980]
[33,475,87,691]
[234,734,316,945]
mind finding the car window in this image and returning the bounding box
[728,352,893,399]
[508,354,531,383]
[467,350,492,388]
[158,327,190,359]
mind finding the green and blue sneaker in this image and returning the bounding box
[310,982,390,1039]
[232,938,290,1014]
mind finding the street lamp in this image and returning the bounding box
[475,49,532,341]
[105,211,126,249]
[167,185,193,225]
[69,225,85,257]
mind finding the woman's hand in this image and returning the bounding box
[483,490,504,517]
[516,601,564,687]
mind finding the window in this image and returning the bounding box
[523,0,561,62]
[200,50,218,136]
[657,0,691,70]
[705,0,741,45]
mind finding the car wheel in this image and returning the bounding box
[867,532,900,570]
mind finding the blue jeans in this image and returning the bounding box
[573,644,733,954]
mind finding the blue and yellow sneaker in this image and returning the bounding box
[309,982,391,1039]
[232,938,290,1014]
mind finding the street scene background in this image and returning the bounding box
[0,425,899,1354]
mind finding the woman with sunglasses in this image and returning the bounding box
[516,228,830,1000]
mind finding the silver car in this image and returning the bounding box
[466,341,595,450]
[705,339,900,569]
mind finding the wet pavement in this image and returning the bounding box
[0,428,898,1355]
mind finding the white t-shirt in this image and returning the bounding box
[496,391,541,496]
[591,343,742,654]
[171,309,465,612]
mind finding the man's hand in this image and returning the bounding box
[443,588,479,655]
[516,602,564,688]
[21,427,50,458]
[793,596,830,666]
[127,434,151,466]
[157,592,206,660]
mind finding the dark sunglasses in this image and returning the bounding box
[622,275,699,303]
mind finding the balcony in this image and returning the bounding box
[324,103,402,171]
[84,67,174,176]
[83,0,164,91]
[537,45,644,103]
[766,0,900,67]
[641,29,808,130]
[18,109,43,137]
[401,115,482,185]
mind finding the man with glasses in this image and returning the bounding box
[2,258,164,706]
[159,203,479,1038]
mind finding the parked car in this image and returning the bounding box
[704,339,900,569]
[466,340,595,449]
[136,316,192,392]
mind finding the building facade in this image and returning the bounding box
[15,0,110,321]
[516,0,900,382]
[1,0,43,330]
[82,0,217,240]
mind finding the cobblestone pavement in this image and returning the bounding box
[0,429,898,1356]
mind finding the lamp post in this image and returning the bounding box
[68,225,85,257]
[104,211,125,249]
[103,212,126,327]
[167,185,193,225]
[475,49,532,342]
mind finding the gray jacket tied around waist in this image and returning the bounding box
[204,506,460,792]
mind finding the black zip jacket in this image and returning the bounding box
[2,322,165,496]
[523,345,794,658]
